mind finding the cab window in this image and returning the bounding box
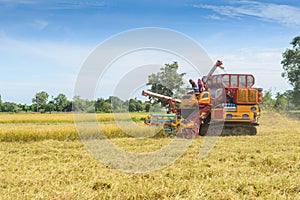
[182,95,191,99]
[239,75,246,87]
[247,76,254,87]
[207,80,212,87]
[213,76,217,84]
[202,93,209,98]
[231,75,238,87]
[217,75,222,84]
[222,75,230,86]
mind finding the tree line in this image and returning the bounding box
[0,89,297,113]
[0,92,152,113]
[261,89,299,111]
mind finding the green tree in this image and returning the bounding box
[73,96,95,113]
[274,92,287,111]
[46,100,56,113]
[19,104,30,112]
[64,101,73,112]
[147,62,186,107]
[128,98,145,112]
[261,90,275,109]
[95,98,112,113]
[145,104,151,112]
[107,96,125,112]
[135,99,145,112]
[1,102,20,112]
[128,101,136,112]
[32,91,49,112]
[281,36,300,107]
[283,90,295,110]
[54,94,69,112]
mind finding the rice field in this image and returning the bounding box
[0,111,299,199]
[0,113,151,141]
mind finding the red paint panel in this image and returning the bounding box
[214,109,223,119]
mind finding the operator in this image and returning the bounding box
[226,90,234,103]
[189,79,198,92]
[197,78,204,93]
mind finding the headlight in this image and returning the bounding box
[226,114,232,119]
[242,114,249,118]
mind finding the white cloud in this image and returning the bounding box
[49,1,105,10]
[31,19,49,30]
[206,15,222,20]
[194,1,300,26]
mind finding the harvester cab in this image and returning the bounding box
[181,91,211,107]
[206,73,263,135]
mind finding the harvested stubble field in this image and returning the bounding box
[0,112,299,199]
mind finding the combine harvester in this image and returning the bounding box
[143,60,263,137]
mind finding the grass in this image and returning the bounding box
[286,110,300,120]
[258,111,300,135]
[0,111,299,199]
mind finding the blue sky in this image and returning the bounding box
[1,0,300,103]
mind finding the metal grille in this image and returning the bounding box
[248,89,258,103]
[237,89,248,103]
[237,88,257,103]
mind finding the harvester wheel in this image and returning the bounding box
[222,125,257,136]
[199,124,257,136]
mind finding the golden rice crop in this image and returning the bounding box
[0,119,164,142]
[0,133,299,199]
[257,111,300,135]
[0,113,74,123]
[0,123,78,142]
[0,113,151,141]
[0,111,300,142]
[0,112,146,124]
[0,111,299,199]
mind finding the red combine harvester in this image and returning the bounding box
[142,60,263,136]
